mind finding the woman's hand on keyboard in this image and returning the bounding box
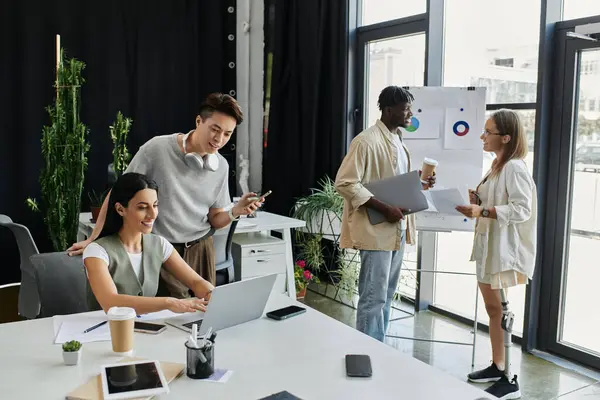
[166,297,208,313]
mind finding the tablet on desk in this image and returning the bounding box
[100,360,169,400]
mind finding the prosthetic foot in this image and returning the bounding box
[484,290,521,399]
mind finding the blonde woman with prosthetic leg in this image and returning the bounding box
[456,109,537,399]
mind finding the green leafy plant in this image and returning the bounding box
[88,188,109,208]
[293,176,343,274]
[62,340,82,352]
[110,111,133,176]
[293,176,343,233]
[27,48,90,251]
[298,233,325,271]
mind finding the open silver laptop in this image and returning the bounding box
[165,274,277,336]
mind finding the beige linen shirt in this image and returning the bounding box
[335,120,416,251]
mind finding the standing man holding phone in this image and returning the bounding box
[335,86,435,342]
[68,93,265,296]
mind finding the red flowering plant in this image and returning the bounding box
[294,259,319,293]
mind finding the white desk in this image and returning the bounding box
[78,211,306,298]
[0,293,490,400]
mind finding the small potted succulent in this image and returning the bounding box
[62,340,82,365]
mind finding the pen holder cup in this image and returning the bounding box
[185,341,214,379]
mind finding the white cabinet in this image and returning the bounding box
[232,233,287,294]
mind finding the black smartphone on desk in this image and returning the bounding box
[134,321,167,334]
[266,305,306,320]
[345,354,372,378]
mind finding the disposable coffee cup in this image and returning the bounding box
[421,158,438,186]
[107,306,136,355]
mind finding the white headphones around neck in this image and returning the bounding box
[182,131,219,172]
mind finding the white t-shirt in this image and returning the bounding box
[82,236,174,279]
[392,134,409,175]
[392,134,409,230]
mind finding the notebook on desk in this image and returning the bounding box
[66,357,184,400]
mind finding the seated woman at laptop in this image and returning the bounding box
[83,173,215,314]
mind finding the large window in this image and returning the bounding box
[443,0,540,105]
[361,0,427,26]
[563,0,600,21]
[434,0,541,336]
[365,33,426,128]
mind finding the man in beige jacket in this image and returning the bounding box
[335,86,434,341]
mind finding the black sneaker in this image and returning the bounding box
[468,363,505,383]
[485,375,521,399]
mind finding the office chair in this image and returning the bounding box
[0,215,41,319]
[214,220,239,286]
[29,252,88,317]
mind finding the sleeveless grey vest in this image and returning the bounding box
[87,233,163,311]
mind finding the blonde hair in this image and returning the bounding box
[489,109,528,177]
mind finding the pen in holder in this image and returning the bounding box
[185,338,214,379]
[185,324,217,379]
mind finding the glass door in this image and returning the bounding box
[546,33,600,369]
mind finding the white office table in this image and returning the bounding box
[0,293,490,400]
[78,211,306,298]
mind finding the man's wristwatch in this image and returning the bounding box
[228,207,240,222]
[481,207,490,218]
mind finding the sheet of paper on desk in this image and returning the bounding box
[137,309,181,321]
[199,368,234,383]
[428,188,469,216]
[53,311,110,344]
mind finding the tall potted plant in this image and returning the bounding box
[108,111,132,185]
[27,47,90,251]
[293,177,358,300]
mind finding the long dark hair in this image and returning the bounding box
[98,173,159,239]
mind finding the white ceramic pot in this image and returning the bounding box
[63,349,82,366]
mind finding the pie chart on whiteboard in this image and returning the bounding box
[453,121,470,137]
[405,116,419,132]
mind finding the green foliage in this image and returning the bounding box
[333,249,360,301]
[110,111,132,176]
[292,176,343,233]
[298,233,325,271]
[62,340,82,352]
[30,49,90,251]
[88,188,109,208]
[25,198,40,212]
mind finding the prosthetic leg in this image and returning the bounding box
[492,289,521,399]
[500,289,514,377]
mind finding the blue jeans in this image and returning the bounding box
[356,232,406,342]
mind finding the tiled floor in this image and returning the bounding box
[302,286,600,399]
